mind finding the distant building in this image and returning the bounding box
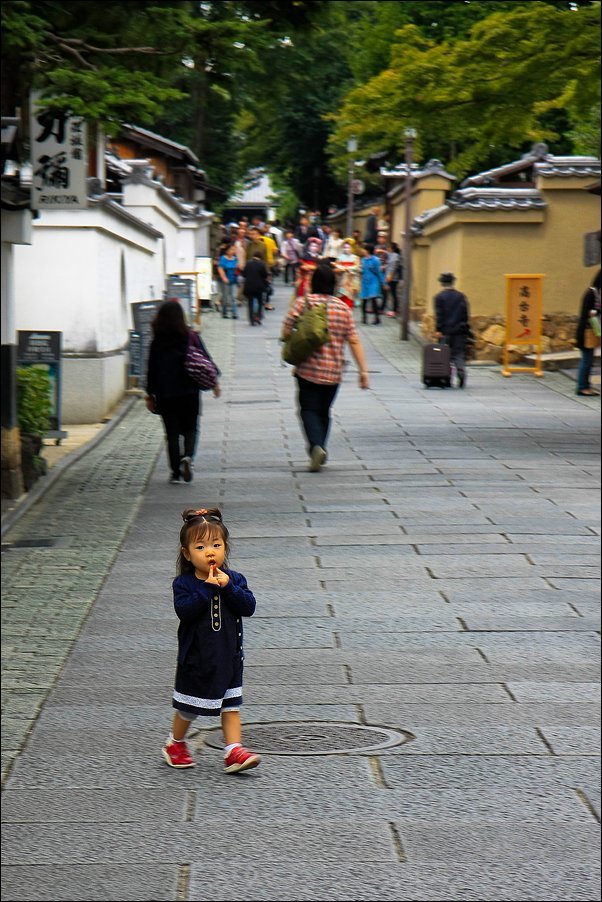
[403,145,600,358]
[222,169,280,223]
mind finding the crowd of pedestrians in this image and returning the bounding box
[211,207,405,324]
[148,205,598,484]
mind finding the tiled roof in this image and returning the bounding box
[448,187,546,211]
[461,144,600,187]
[535,158,601,178]
[120,124,201,166]
[381,158,456,182]
[411,188,546,234]
[411,204,449,234]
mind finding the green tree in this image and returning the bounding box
[1,0,331,195]
[154,1,338,200]
[342,0,596,83]
[231,3,356,212]
[328,2,601,180]
[1,1,192,124]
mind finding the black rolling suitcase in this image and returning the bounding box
[422,342,451,388]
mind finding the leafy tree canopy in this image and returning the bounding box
[1,1,328,123]
[1,0,333,196]
[328,1,601,180]
[2,1,600,210]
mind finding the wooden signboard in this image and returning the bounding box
[502,274,544,377]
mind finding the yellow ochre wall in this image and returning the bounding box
[410,177,599,319]
[390,175,451,247]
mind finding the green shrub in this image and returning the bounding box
[16,366,52,436]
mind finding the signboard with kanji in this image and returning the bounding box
[503,274,544,377]
[30,92,87,210]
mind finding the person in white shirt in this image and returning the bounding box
[268,221,283,248]
[323,228,344,262]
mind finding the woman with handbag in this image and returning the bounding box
[146,301,221,483]
[575,269,601,397]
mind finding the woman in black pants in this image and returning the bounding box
[146,301,220,483]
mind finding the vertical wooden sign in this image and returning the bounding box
[502,274,544,377]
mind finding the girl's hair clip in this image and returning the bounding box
[182,508,223,523]
[182,508,207,522]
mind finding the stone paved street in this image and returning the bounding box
[1,281,600,901]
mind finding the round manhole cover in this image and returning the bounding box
[200,721,412,756]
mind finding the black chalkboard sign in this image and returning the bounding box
[130,300,161,383]
[165,276,194,318]
[128,330,142,379]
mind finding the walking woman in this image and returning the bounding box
[146,301,220,483]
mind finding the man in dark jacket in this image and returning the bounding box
[363,206,380,245]
[434,272,470,388]
[242,253,269,326]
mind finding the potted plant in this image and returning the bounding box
[16,366,51,490]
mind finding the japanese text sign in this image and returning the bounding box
[505,275,544,344]
[30,92,87,210]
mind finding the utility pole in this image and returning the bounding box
[346,136,357,238]
[400,127,417,341]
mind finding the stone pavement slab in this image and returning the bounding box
[1,281,600,901]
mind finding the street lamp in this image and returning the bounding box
[400,127,417,341]
[346,136,357,238]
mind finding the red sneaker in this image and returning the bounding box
[224,745,261,773]
[162,740,195,768]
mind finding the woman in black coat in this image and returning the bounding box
[145,301,220,483]
[575,269,601,397]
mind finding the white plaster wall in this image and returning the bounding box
[12,206,160,421]
[61,354,127,423]
[13,208,159,350]
[1,242,16,342]
[14,227,99,351]
[121,182,183,275]
[11,187,208,423]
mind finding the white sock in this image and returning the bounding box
[168,733,186,744]
[224,742,241,758]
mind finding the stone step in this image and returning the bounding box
[523,348,601,370]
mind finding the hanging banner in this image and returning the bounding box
[30,92,87,210]
[502,274,544,377]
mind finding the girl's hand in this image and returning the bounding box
[205,563,230,587]
[212,382,221,399]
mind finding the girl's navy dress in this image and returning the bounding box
[171,569,256,717]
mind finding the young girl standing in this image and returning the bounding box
[162,507,261,773]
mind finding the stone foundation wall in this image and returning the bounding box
[419,311,579,363]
